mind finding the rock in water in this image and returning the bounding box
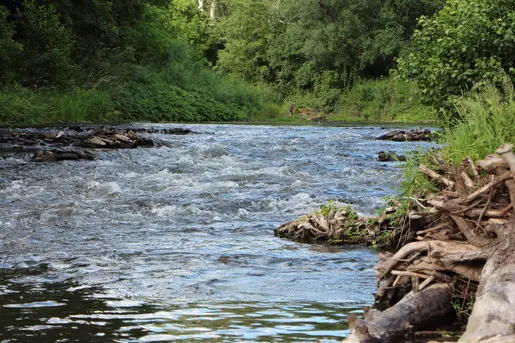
[377,151,407,162]
[34,150,57,162]
[377,129,433,141]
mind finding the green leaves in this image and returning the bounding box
[396,0,515,112]
[213,0,443,111]
[0,7,22,85]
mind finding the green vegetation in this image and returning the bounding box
[0,87,116,124]
[397,0,515,113]
[0,0,513,125]
[328,77,436,123]
[401,82,515,198]
[0,0,276,124]
[216,0,444,121]
[440,82,515,164]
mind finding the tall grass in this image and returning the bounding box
[0,86,117,125]
[440,83,515,164]
[111,64,277,122]
[401,82,515,197]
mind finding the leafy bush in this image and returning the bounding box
[397,0,515,111]
[112,64,273,122]
[15,1,76,88]
[0,7,22,85]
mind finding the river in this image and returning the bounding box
[0,124,434,342]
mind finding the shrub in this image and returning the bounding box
[396,0,515,112]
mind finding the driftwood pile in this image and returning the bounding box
[377,129,433,142]
[347,144,515,343]
[274,202,421,249]
[275,144,515,342]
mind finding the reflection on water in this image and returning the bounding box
[1,277,359,343]
[0,124,435,342]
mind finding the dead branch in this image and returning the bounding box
[459,171,511,204]
[419,164,455,188]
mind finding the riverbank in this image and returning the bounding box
[274,85,515,342]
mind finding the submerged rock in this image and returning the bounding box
[377,151,406,162]
[33,149,99,162]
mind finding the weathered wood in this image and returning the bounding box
[376,240,483,278]
[458,220,515,342]
[344,284,453,343]
[419,164,455,188]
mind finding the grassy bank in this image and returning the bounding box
[252,77,437,124]
[0,66,279,125]
[403,83,515,197]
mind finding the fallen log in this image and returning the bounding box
[344,284,454,343]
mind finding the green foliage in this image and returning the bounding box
[401,82,515,197]
[217,0,274,83]
[440,82,515,164]
[329,77,436,123]
[0,7,22,85]
[396,0,515,111]
[217,0,443,104]
[0,1,277,124]
[113,65,263,122]
[0,86,117,124]
[15,1,75,88]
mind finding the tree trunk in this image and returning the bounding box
[198,0,204,11]
[209,0,217,20]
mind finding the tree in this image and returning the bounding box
[396,0,515,110]
[216,0,275,82]
[0,6,22,85]
[13,1,75,88]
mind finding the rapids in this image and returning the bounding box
[0,124,434,342]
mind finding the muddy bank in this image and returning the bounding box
[276,144,515,342]
[0,126,194,162]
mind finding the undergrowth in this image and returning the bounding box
[0,86,117,124]
[440,82,515,164]
[329,77,437,123]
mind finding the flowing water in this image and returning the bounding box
[0,124,434,342]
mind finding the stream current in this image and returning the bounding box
[0,124,434,342]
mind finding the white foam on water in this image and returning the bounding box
[84,181,122,196]
[150,205,178,218]
[263,192,320,214]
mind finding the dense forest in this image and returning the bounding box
[0,0,513,123]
